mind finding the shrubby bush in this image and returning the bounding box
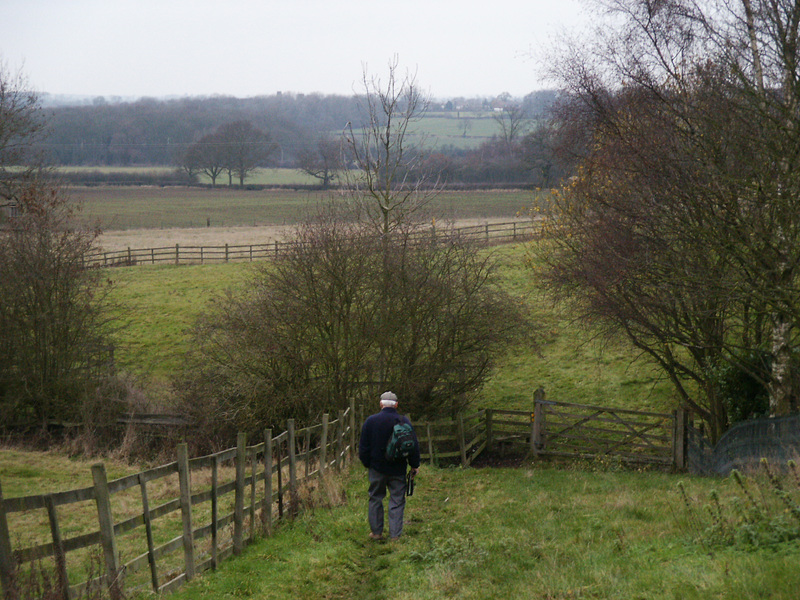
[0,182,121,438]
[175,214,532,448]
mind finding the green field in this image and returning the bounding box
[154,467,800,600]
[70,185,542,230]
[71,186,328,229]
[346,112,530,150]
[104,242,674,413]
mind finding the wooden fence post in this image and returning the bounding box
[249,447,257,542]
[349,398,357,461]
[264,429,273,535]
[304,427,311,478]
[336,410,345,469]
[426,423,434,465]
[92,463,123,600]
[176,444,195,580]
[138,473,159,592]
[287,420,298,516]
[485,409,494,454]
[532,387,546,456]
[0,482,14,600]
[44,495,69,600]
[175,243,180,265]
[211,455,219,569]
[457,414,468,466]
[673,409,688,471]
[276,436,284,519]
[234,433,246,554]
[320,414,329,476]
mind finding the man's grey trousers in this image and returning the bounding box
[368,468,407,538]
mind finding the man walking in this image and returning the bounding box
[359,391,420,541]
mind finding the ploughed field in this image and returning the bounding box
[69,185,541,251]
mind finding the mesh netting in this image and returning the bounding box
[687,413,800,476]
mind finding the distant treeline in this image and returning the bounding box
[38,90,563,187]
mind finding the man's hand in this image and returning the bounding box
[410,467,419,478]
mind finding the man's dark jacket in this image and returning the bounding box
[359,407,421,477]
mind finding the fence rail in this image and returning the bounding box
[0,402,356,599]
[458,391,679,467]
[84,220,541,268]
[531,394,676,466]
[415,410,488,467]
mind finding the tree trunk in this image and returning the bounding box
[768,314,794,416]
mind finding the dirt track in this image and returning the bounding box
[97,225,293,253]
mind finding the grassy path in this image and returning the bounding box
[147,464,800,600]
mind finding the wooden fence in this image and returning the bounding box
[415,410,488,467]
[475,391,679,468]
[0,403,356,599]
[0,395,684,598]
[531,394,676,467]
[83,220,541,268]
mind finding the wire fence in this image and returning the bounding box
[687,413,800,476]
[84,220,541,268]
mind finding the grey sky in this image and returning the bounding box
[1,0,586,100]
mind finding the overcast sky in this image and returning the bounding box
[1,0,588,100]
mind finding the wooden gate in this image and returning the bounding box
[532,399,675,467]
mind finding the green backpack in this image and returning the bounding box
[385,420,416,462]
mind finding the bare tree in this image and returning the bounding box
[492,103,528,151]
[183,132,226,187]
[540,0,800,438]
[176,62,533,441]
[296,135,341,188]
[0,181,118,432]
[458,117,473,138]
[216,120,275,187]
[342,57,440,234]
[176,210,530,441]
[0,60,47,204]
[183,121,274,188]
